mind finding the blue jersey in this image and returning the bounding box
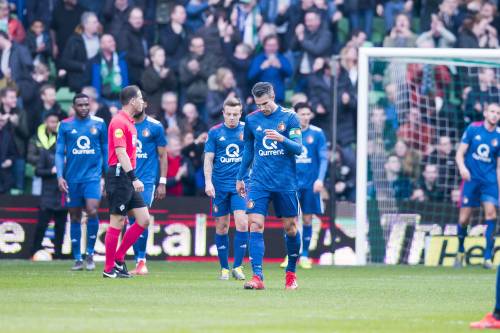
[56,115,108,183]
[241,106,302,191]
[205,122,245,193]
[296,125,328,189]
[461,121,500,183]
[135,116,167,184]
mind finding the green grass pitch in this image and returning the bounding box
[0,260,496,332]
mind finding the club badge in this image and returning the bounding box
[90,126,98,135]
[307,135,314,144]
[247,200,255,209]
[492,139,498,147]
[142,129,150,138]
[277,121,286,132]
[239,132,244,141]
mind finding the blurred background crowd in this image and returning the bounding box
[0,0,499,205]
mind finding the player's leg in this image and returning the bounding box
[456,180,478,268]
[243,190,269,289]
[103,213,127,278]
[470,266,500,328]
[68,207,84,270]
[215,214,231,279]
[231,193,249,280]
[300,214,313,269]
[131,184,155,275]
[482,202,497,269]
[274,191,300,289]
[84,198,100,271]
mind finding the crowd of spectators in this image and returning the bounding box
[0,0,499,204]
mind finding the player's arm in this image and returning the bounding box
[100,122,109,174]
[55,124,68,193]
[155,146,168,200]
[204,152,215,198]
[236,123,254,197]
[264,114,302,155]
[314,131,329,193]
[496,157,500,201]
[455,143,471,181]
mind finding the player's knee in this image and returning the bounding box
[302,215,313,226]
[137,215,150,228]
[86,208,98,218]
[486,212,497,220]
[249,221,263,232]
[216,223,229,234]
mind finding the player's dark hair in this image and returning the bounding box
[120,85,140,105]
[251,82,274,98]
[73,93,89,104]
[293,102,311,113]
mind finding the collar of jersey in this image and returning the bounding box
[120,110,134,123]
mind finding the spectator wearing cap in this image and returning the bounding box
[117,7,149,86]
[59,11,99,92]
[141,45,177,116]
[159,4,188,71]
[50,0,85,59]
[248,34,292,104]
[91,34,129,108]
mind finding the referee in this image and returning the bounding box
[103,85,151,278]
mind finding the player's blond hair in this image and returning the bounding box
[223,96,242,111]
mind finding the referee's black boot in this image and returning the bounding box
[114,260,132,278]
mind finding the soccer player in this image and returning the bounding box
[236,82,303,290]
[455,103,500,270]
[293,102,328,269]
[129,102,168,275]
[56,93,108,271]
[204,96,248,281]
[103,85,151,278]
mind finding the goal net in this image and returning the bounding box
[356,48,500,265]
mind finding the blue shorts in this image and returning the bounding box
[141,183,156,208]
[298,188,323,215]
[246,188,299,218]
[66,180,101,208]
[212,191,246,217]
[460,179,499,208]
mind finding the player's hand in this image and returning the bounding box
[58,177,69,193]
[236,180,246,198]
[459,167,471,181]
[155,184,166,200]
[133,178,144,192]
[264,129,284,142]
[313,179,324,193]
[205,182,216,198]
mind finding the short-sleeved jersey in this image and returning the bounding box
[461,121,500,183]
[244,106,301,191]
[108,111,137,169]
[56,115,107,183]
[296,125,327,189]
[135,116,167,184]
[205,122,245,193]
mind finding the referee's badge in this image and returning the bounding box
[307,135,314,144]
[142,129,150,138]
[90,126,98,135]
[277,121,286,132]
[247,200,255,209]
[492,139,498,147]
[114,128,124,138]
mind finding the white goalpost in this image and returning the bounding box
[356,47,500,265]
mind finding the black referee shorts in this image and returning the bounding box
[106,166,147,216]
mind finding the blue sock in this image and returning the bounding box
[249,232,265,280]
[457,223,467,253]
[286,231,301,273]
[233,231,248,268]
[302,225,312,258]
[70,221,82,261]
[130,217,148,261]
[485,219,496,260]
[215,233,229,270]
[86,217,99,255]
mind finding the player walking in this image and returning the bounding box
[236,82,303,290]
[204,96,248,281]
[293,102,328,269]
[56,93,108,271]
[455,103,500,270]
[103,85,151,278]
[128,104,168,275]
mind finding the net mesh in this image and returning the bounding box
[365,56,500,264]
